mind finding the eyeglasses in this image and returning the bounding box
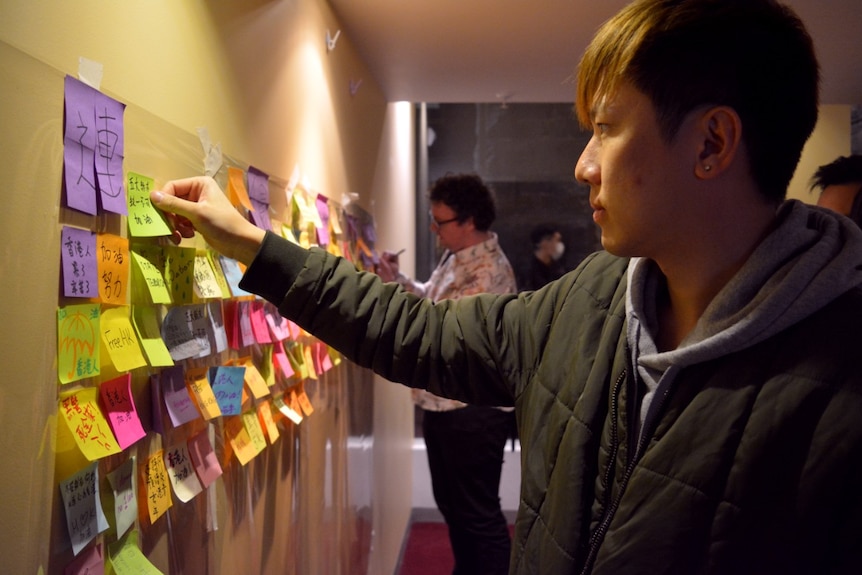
[429,212,460,230]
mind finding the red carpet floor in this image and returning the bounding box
[398,522,515,575]
[399,522,454,575]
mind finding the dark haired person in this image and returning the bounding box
[377,173,517,575]
[811,154,862,226]
[520,224,567,291]
[152,0,862,572]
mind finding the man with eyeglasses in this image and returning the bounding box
[377,173,516,575]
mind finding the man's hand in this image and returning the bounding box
[150,176,266,265]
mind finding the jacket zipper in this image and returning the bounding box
[579,368,674,575]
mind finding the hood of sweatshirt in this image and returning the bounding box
[628,199,862,380]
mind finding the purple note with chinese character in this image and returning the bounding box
[64,76,98,215]
[61,226,98,298]
[248,166,273,231]
[161,365,200,427]
[94,91,127,214]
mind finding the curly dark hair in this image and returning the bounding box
[809,155,862,191]
[428,173,496,232]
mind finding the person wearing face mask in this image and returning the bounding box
[520,224,567,291]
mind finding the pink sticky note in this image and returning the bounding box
[99,374,146,449]
[249,300,272,344]
[238,301,255,347]
[316,342,334,373]
[188,429,223,488]
[161,365,200,427]
[64,540,104,575]
[273,340,295,380]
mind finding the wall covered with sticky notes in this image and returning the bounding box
[0,1,415,573]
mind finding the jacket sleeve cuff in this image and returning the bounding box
[239,231,309,306]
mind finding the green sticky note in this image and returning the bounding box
[127,172,172,237]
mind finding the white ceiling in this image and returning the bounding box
[328,0,862,105]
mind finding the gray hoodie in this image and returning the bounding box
[627,199,862,431]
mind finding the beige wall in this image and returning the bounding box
[0,1,413,574]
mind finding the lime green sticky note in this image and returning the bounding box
[131,245,172,304]
[192,254,222,299]
[127,172,172,238]
[132,306,174,367]
[58,303,101,384]
[164,245,196,304]
[109,529,164,574]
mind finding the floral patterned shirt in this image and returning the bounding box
[397,232,516,411]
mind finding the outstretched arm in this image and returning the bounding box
[150,176,266,265]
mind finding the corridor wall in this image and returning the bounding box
[0,1,414,573]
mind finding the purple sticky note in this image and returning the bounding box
[162,365,200,427]
[64,76,98,215]
[247,166,269,203]
[94,92,126,215]
[248,167,272,231]
[315,194,331,246]
[208,366,245,416]
[150,372,164,435]
[61,226,98,298]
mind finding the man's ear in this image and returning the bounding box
[694,106,742,179]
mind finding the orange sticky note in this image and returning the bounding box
[96,233,129,304]
[224,416,257,465]
[185,367,221,420]
[242,411,268,455]
[59,387,121,460]
[296,383,314,416]
[143,450,173,524]
[239,357,270,398]
[228,167,253,211]
[257,400,280,444]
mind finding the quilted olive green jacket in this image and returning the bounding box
[241,232,862,575]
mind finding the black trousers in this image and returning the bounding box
[422,405,514,575]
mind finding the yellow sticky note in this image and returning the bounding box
[127,171,172,237]
[59,387,121,460]
[242,410,268,455]
[193,254,222,299]
[131,245,171,304]
[224,416,257,465]
[100,306,147,372]
[97,233,130,304]
[143,451,173,524]
[228,167,253,211]
[185,367,221,420]
[257,400,280,445]
[302,344,318,380]
[164,245,196,305]
[206,251,232,299]
[109,529,164,574]
[58,303,101,384]
[132,306,174,367]
[240,357,270,399]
